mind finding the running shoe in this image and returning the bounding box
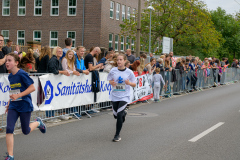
[4,153,14,160]
[35,117,47,134]
[112,135,121,142]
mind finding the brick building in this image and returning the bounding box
[0,0,148,52]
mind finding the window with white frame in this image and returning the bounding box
[2,0,10,16]
[109,34,113,48]
[51,0,59,16]
[1,30,9,44]
[115,35,119,51]
[116,3,120,20]
[122,5,125,21]
[110,1,114,19]
[121,36,124,51]
[131,39,134,50]
[33,31,41,42]
[68,0,77,16]
[18,0,26,16]
[50,31,58,47]
[132,8,136,22]
[34,0,42,16]
[127,7,131,20]
[126,37,130,49]
[67,31,76,48]
[17,30,25,45]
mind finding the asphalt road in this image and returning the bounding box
[1,83,240,160]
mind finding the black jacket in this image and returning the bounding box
[47,55,63,74]
[36,55,49,73]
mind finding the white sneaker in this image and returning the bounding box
[91,109,100,113]
[47,118,60,123]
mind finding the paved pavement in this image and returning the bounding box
[0,83,240,160]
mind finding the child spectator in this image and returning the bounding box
[20,49,36,73]
[153,68,165,102]
[62,50,80,76]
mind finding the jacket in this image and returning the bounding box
[47,55,63,74]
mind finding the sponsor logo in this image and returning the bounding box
[44,81,54,105]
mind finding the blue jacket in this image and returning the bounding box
[74,54,86,73]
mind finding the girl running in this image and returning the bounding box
[107,54,136,142]
[4,53,46,160]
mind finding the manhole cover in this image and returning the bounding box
[108,112,158,117]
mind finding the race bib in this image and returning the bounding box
[9,89,22,101]
[113,83,126,92]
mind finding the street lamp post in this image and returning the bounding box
[148,5,154,55]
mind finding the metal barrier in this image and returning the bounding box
[1,68,240,132]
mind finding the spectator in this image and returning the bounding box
[150,52,154,61]
[231,59,239,68]
[126,49,135,64]
[215,59,222,85]
[36,46,51,73]
[136,53,146,75]
[156,58,164,71]
[62,50,80,76]
[164,55,172,72]
[0,34,7,73]
[169,52,173,67]
[135,53,147,61]
[99,51,113,65]
[61,38,75,61]
[47,46,70,76]
[160,55,165,66]
[20,49,36,73]
[129,60,140,72]
[103,51,116,73]
[145,58,156,75]
[75,46,89,75]
[84,47,103,71]
[2,39,12,55]
[125,60,130,68]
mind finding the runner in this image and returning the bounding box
[4,53,46,160]
[107,54,136,142]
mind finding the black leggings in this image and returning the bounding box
[112,101,128,136]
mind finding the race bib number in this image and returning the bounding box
[9,89,22,101]
[113,83,126,92]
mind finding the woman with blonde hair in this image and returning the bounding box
[36,46,52,73]
[62,50,80,76]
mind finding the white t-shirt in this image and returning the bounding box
[107,67,136,102]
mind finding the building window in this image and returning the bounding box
[122,5,125,21]
[67,31,76,48]
[33,31,41,42]
[109,34,113,48]
[17,30,25,45]
[116,3,120,20]
[121,36,124,51]
[51,0,59,16]
[132,8,136,22]
[127,7,131,21]
[131,39,134,50]
[115,35,119,51]
[110,1,114,19]
[2,0,10,16]
[34,0,42,16]
[1,30,9,44]
[126,37,130,49]
[68,0,77,16]
[50,31,58,48]
[18,0,26,16]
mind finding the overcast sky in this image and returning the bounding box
[204,0,240,15]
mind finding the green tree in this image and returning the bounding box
[211,7,240,60]
[120,0,223,58]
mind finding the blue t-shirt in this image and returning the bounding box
[8,69,34,112]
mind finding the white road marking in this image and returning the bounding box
[189,122,225,142]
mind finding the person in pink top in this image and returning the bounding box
[62,50,80,76]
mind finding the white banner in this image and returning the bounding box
[39,74,95,110]
[97,72,112,103]
[130,73,153,103]
[0,75,39,115]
